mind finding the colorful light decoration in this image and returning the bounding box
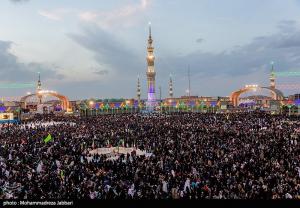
[179,102,185,108]
[210,101,217,107]
[139,102,144,108]
[245,84,258,88]
[55,105,62,111]
[100,103,104,109]
[189,101,196,107]
[89,101,95,108]
[0,106,6,112]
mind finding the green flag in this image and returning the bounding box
[44,134,53,143]
[60,170,64,178]
[119,139,124,147]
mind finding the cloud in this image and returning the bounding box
[163,20,300,78]
[66,20,300,98]
[94,70,109,76]
[68,25,142,75]
[79,0,152,29]
[0,40,64,82]
[38,9,72,21]
[196,38,204,43]
[277,20,297,33]
[9,0,29,3]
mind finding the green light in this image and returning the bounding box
[274,72,300,77]
[0,83,35,89]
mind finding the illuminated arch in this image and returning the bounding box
[20,90,71,111]
[230,85,284,107]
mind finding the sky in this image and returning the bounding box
[1,0,300,100]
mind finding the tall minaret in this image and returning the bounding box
[137,75,141,102]
[270,62,276,100]
[36,72,42,104]
[146,22,157,107]
[169,74,173,98]
[37,72,42,91]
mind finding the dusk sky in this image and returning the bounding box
[1,0,300,100]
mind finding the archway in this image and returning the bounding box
[20,90,71,111]
[230,85,284,107]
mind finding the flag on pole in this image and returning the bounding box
[119,139,125,147]
[44,134,53,143]
[60,170,65,181]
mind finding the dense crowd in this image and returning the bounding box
[0,112,299,199]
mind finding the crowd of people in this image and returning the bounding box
[0,112,299,199]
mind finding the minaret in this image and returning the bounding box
[169,74,173,98]
[37,72,42,91]
[36,72,42,104]
[146,22,157,108]
[270,62,276,100]
[137,75,141,102]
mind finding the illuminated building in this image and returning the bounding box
[20,73,71,112]
[146,23,157,108]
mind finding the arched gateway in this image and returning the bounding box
[20,73,71,112]
[20,90,71,111]
[230,85,284,107]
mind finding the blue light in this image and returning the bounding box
[189,101,196,107]
[211,101,217,107]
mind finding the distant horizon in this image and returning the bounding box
[1,0,300,100]
[2,91,298,102]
